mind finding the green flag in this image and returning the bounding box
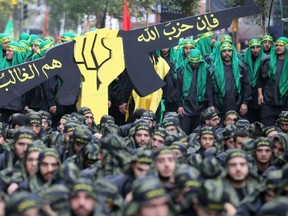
[4,17,14,40]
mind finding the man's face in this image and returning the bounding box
[224,114,238,126]
[135,130,150,147]
[42,119,49,131]
[221,49,233,63]
[39,156,59,181]
[235,136,249,149]
[70,191,95,216]
[274,140,284,157]
[184,46,193,57]
[161,48,170,56]
[172,149,184,159]
[250,46,261,57]
[225,137,235,149]
[206,116,220,128]
[189,62,200,69]
[139,197,169,216]
[210,35,215,47]
[280,121,288,133]
[73,142,85,153]
[155,154,176,179]
[227,157,249,182]
[2,41,8,50]
[151,135,165,151]
[275,44,286,56]
[58,118,67,133]
[200,134,215,149]
[14,138,33,158]
[5,49,14,61]
[256,146,272,164]
[25,151,40,176]
[28,124,41,136]
[132,162,150,178]
[32,44,39,53]
[84,113,94,127]
[0,134,4,145]
[263,41,272,52]
[64,131,73,142]
[165,125,177,134]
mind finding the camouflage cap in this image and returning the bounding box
[131,148,152,164]
[39,184,70,214]
[38,110,52,124]
[100,133,126,151]
[225,149,248,164]
[63,121,79,133]
[82,142,99,161]
[263,126,282,137]
[38,148,61,165]
[13,127,35,142]
[25,112,42,126]
[249,121,265,137]
[241,138,256,155]
[197,179,229,211]
[101,123,120,137]
[6,191,41,216]
[255,137,273,149]
[278,111,288,122]
[200,156,222,179]
[124,177,167,215]
[70,125,92,145]
[78,106,92,116]
[165,133,188,146]
[265,170,282,191]
[219,124,237,140]
[200,107,218,123]
[170,141,188,158]
[199,126,216,137]
[94,178,123,207]
[141,110,156,122]
[225,110,238,118]
[162,116,180,128]
[8,113,26,128]
[186,153,202,169]
[163,111,179,120]
[69,112,85,124]
[55,162,80,186]
[256,196,288,216]
[135,121,152,134]
[152,146,174,160]
[153,127,167,139]
[70,178,96,200]
[100,114,115,125]
[25,140,46,156]
[235,119,250,131]
[174,164,201,191]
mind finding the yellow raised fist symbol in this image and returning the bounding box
[74,28,125,123]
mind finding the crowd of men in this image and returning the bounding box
[0,28,288,216]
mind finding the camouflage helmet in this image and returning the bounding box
[70,125,92,145]
[6,191,41,216]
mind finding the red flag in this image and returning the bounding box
[122,0,131,30]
